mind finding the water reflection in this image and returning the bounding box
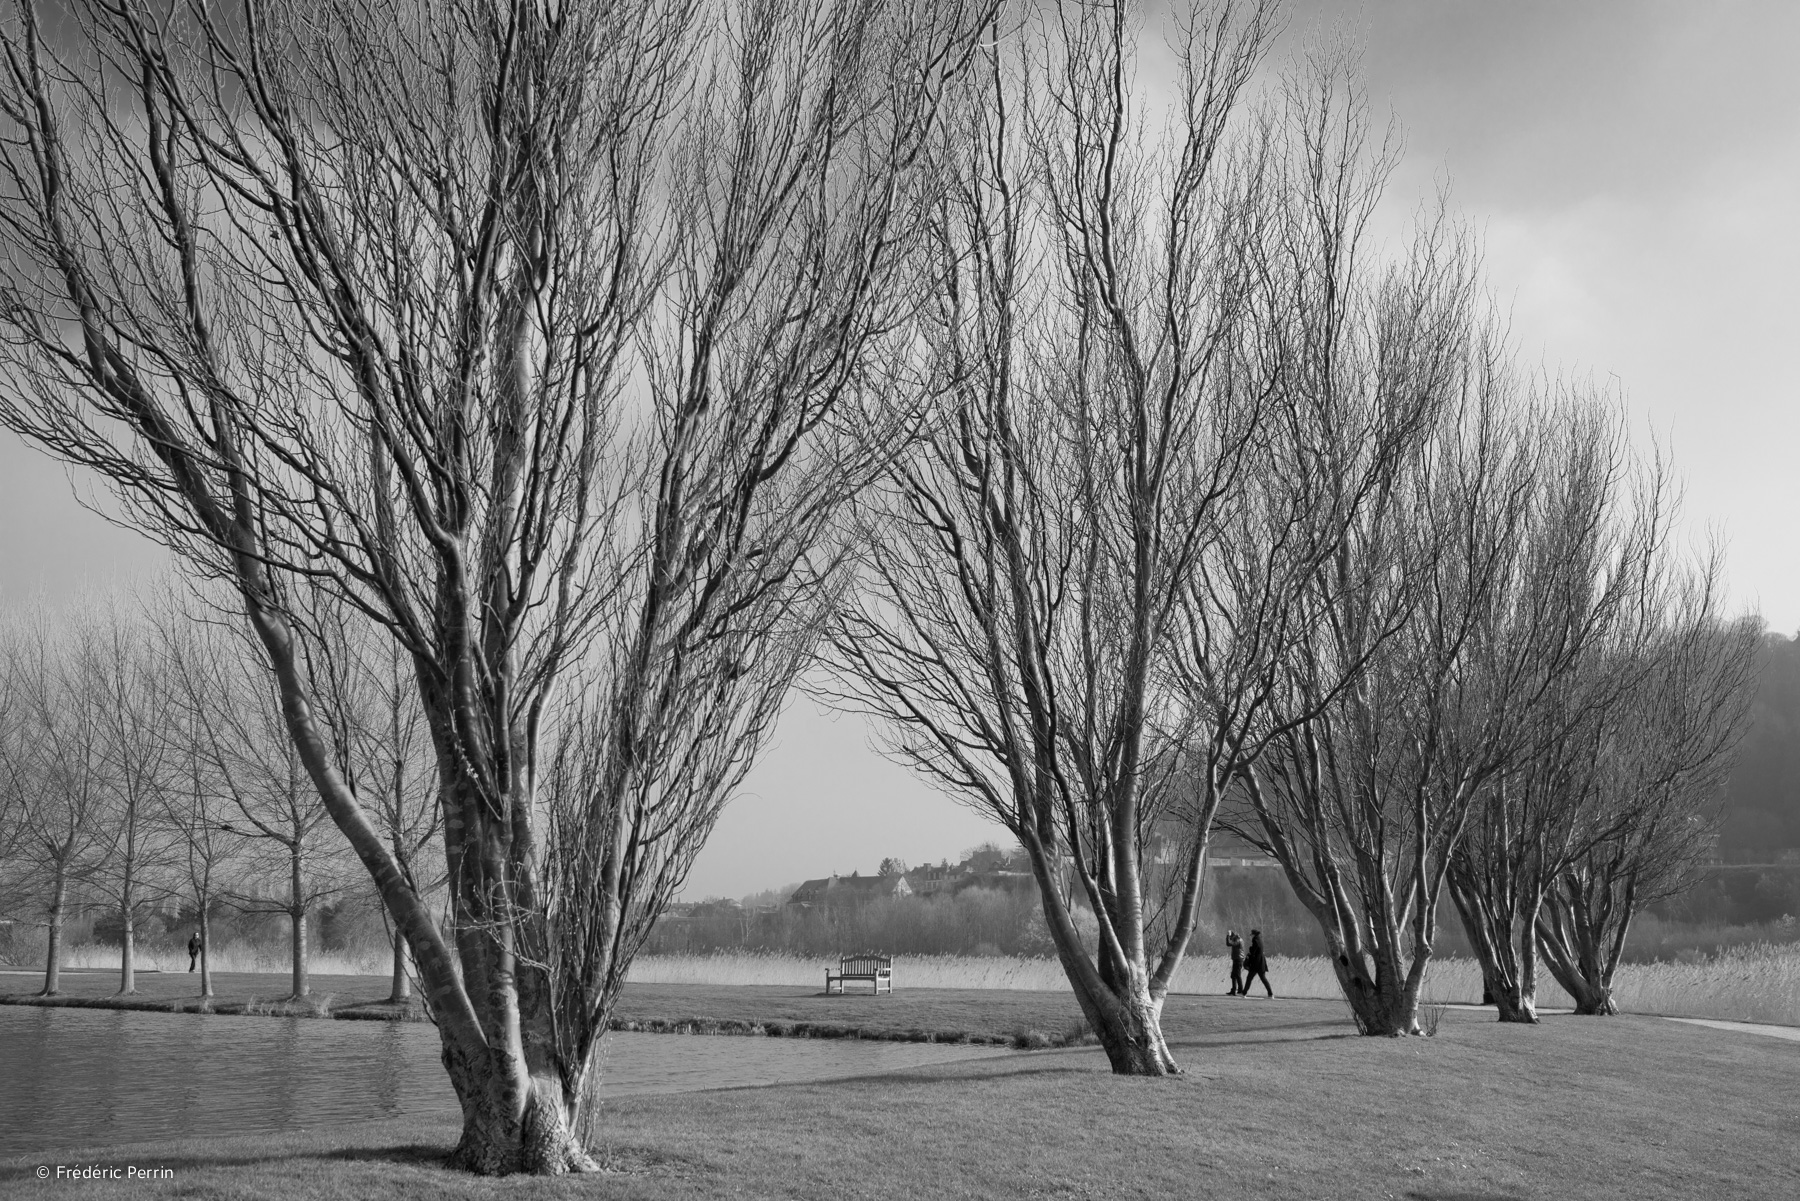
[0,1006,1014,1156]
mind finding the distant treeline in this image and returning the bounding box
[1718,632,1800,863]
[653,869,1342,960]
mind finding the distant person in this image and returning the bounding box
[187,931,203,973]
[1243,929,1272,997]
[1226,930,1245,996]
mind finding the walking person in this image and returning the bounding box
[1243,929,1273,997]
[187,931,203,973]
[1226,930,1245,996]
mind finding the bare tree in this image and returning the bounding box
[0,0,989,1172]
[154,592,256,997]
[1442,413,1673,1023]
[825,0,1284,1075]
[184,626,344,999]
[0,606,118,996]
[329,631,441,1005]
[1534,579,1760,1015]
[1225,53,1537,1029]
[83,599,182,996]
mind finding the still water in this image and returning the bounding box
[0,1006,1014,1156]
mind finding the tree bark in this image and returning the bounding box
[1027,844,1179,1076]
[289,844,308,998]
[441,1038,595,1176]
[41,866,66,997]
[1447,871,1540,1024]
[1536,896,1623,1016]
[198,900,213,999]
[118,900,135,996]
[390,930,410,1003]
[1331,943,1424,1036]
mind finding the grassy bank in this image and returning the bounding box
[0,971,1345,1049]
[0,969,420,1021]
[3,1004,1795,1199]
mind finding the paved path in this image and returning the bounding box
[1446,1001,1800,1043]
[1665,1017,1800,1042]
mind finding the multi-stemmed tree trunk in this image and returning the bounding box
[1442,406,1669,1024]
[827,0,1282,1075]
[0,0,989,1173]
[1534,588,1759,1015]
[1228,51,1533,1040]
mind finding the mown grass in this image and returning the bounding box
[3,1004,1795,1200]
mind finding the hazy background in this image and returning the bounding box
[1,0,1793,899]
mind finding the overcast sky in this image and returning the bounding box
[1,1,1793,900]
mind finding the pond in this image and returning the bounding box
[0,1006,1017,1157]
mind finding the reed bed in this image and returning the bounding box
[1604,944,1800,1026]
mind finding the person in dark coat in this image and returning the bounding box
[1243,929,1272,997]
[1226,931,1245,996]
[187,931,203,973]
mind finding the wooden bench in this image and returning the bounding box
[825,953,893,996]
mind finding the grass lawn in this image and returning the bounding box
[0,968,412,1019]
[2,999,1795,1200]
[4,970,1343,1046]
[610,982,1348,1046]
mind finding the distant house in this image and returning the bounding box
[786,871,913,910]
[903,862,967,897]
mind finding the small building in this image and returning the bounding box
[903,861,967,897]
[786,871,913,911]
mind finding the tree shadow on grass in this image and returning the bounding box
[321,1144,452,1166]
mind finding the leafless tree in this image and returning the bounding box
[1534,576,1760,1015]
[153,591,256,997]
[83,598,182,996]
[1443,411,1674,1023]
[181,622,345,999]
[1225,54,1553,1034]
[328,630,441,1005]
[824,0,1284,1075]
[0,0,990,1172]
[0,605,118,996]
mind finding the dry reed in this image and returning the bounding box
[627,949,1800,1025]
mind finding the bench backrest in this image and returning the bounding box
[839,954,892,974]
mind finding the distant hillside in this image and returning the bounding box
[1717,632,1800,863]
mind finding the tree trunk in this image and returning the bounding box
[291,907,308,999]
[1028,850,1178,1077]
[1536,889,1623,1016]
[1083,984,1176,1075]
[198,901,213,999]
[41,866,66,997]
[1447,878,1539,1025]
[390,930,411,1003]
[1333,949,1423,1036]
[290,845,308,998]
[441,1038,596,1176]
[118,901,136,996]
